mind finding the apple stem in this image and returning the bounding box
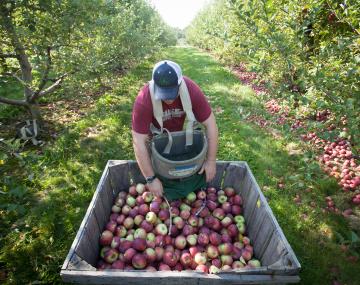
[164,197,172,236]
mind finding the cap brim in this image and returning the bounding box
[154,85,179,100]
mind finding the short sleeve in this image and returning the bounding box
[132,85,153,134]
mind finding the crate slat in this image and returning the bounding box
[223,162,246,190]
[108,160,130,195]
[129,161,145,184]
[66,253,96,271]
[208,161,229,189]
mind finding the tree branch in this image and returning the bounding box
[36,46,52,93]
[3,72,33,92]
[0,95,28,106]
[0,53,17,58]
[31,73,68,101]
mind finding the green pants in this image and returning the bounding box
[159,173,206,201]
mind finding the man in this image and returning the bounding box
[132,60,218,197]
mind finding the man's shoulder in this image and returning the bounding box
[136,83,151,104]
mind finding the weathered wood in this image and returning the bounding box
[62,160,301,284]
[60,270,300,284]
[223,162,247,190]
[108,160,130,196]
[208,161,229,189]
[66,253,96,271]
[128,161,145,184]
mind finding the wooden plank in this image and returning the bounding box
[239,168,252,202]
[249,207,269,259]
[242,185,259,224]
[66,253,96,271]
[74,227,98,266]
[99,177,114,214]
[93,194,108,232]
[243,162,301,274]
[223,162,247,191]
[61,270,300,284]
[208,161,229,189]
[61,161,111,270]
[246,194,267,247]
[129,161,145,184]
[108,160,130,196]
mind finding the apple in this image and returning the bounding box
[221,233,232,243]
[121,205,131,215]
[198,217,204,227]
[186,192,197,202]
[132,238,147,251]
[197,190,207,200]
[138,204,149,216]
[180,203,191,212]
[170,226,180,237]
[155,223,168,236]
[163,251,178,267]
[109,213,119,222]
[234,215,245,224]
[125,234,134,241]
[145,266,157,272]
[236,222,246,234]
[163,235,172,245]
[116,214,125,225]
[233,241,244,250]
[248,259,261,268]
[242,249,252,261]
[207,187,217,194]
[207,245,219,259]
[231,205,242,215]
[126,196,136,207]
[182,224,194,236]
[180,209,191,220]
[209,232,221,246]
[136,195,144,206]
[134,215,144,226]
[221,202,232,214]
[146,232,155,242]
[173,216,185,230]
[144,248,156,263]
[211,218,221,231]
[242,236,251,245]
[100,246,110,259]
[188,215,199,227]
[111,236,121,249]
[159,263,171,271]
[221,217,232,227]
[189,246,200,257]
[209,264,220,274]
[106,220,117,233]
[123,217,134,229]
[174,263,183,271]
[207,201,218,213]
[227,224,239,237]
[140,220,153,232]
[224,187,235,197]
[218,195,227,204]
[186,234,197,246]
[196,264,208,273]
[213,208,225,220]
[180,252,192,266]
[134,228,147,239]
[142,191,154,203]
[111,260,125,270]
[145,212,157,224]
[136,183,146,195]
[150,201,161,214]
[132,253,147,269]
[100,230,113,246]
[194,252,207,265]
[104,248,119,264]
[193,199,203,209]
[111,205,121,213]
[118,191,127,199]
[155,246,165,261]
[124,248,137,263]
[175,235,187,249]
[198,233,209,246]
[232,260,245,269]
[171,207,180,216]
[245,244,253,254]
[218,243,233,255]
[212,258,221,268]
[221,264,232,271]
[158,209,170,221]
[233,194,242,205]
[129,185,137,196]
[128,207,138,218]
[220,255,233,266]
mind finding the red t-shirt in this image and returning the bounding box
[132,76,212,134]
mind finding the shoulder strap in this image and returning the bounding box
[179,80,196,146]
[149,80,163,131]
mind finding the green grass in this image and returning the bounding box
[0,46,359,284]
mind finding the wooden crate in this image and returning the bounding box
[61,160,301,284]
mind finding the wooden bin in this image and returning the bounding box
[61,160,301,284]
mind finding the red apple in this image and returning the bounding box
[163,251,178,267]
[118,240,132,253]
[106,220,117,233]
[233,194,242,205]
[155,246,165,261]
[132,238,147,251]
[180,209,191,220]
[145,211,157,224]
[213,208,225,220]
[159,263,171,271]
[123,217,134,229]
[129,185,137,196]
[231,205,242,215]
[123,248,137,263]
[242,249,252,261]
[212,258,221,268]
[140,220,153,232]
[104,248,119,263]
[218,243,233,255]
[182,224,194,236]
[180,252,192,266]
[224,187,235,197]
[197,190,207,200]
[206,245,219,259]
[110,213,119,222]
[116,214,125,225]
[209,232,221,246]
[188,215,199,227]
[100,230,113,246]
[136,196,145,206]
[221,202,232,214]
[175,235,187,250]
[132,253,147,269]
[232,260,245,269]
[158,209,170,221]
[220,255,233,266]
[207,187,217,194]
[221,217,232,227]
[111,236,121,249]
[189,246,200,257]
[144,248,156,263]
[150,201,161,214]
[196,264,208,273]
[138,204,149,216]
[142,191,154,203]
[134,215,144,226]
[194,252,207,265]
[121,205,131,215]
[198,233,209,246]
[111,260,125,269]
[173,216,185,230]
[155,223,168,235]
[134,228,147,239]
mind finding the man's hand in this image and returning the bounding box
[198,160,216,182]
[146,178,164,197]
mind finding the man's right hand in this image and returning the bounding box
[147,178,163,197]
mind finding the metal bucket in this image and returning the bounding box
[151,130,208,179]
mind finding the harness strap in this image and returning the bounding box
[19,119,40,145]
[148,79,196,153]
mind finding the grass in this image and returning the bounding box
[0,46,359,284]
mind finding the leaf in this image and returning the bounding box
[351,231,360,244]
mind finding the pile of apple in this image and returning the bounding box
[97,185,261,273]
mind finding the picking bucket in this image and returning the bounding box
[151,130,208,179]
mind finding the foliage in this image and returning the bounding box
[0,0,176,119]
[185,0,360,144]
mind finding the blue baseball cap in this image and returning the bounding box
[152,60,183,100]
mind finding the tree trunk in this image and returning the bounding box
[27,103,42,122]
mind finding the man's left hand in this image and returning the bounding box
[198,160,216,182]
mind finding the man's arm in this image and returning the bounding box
[132,130,163,196]
[198,112,218,182]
